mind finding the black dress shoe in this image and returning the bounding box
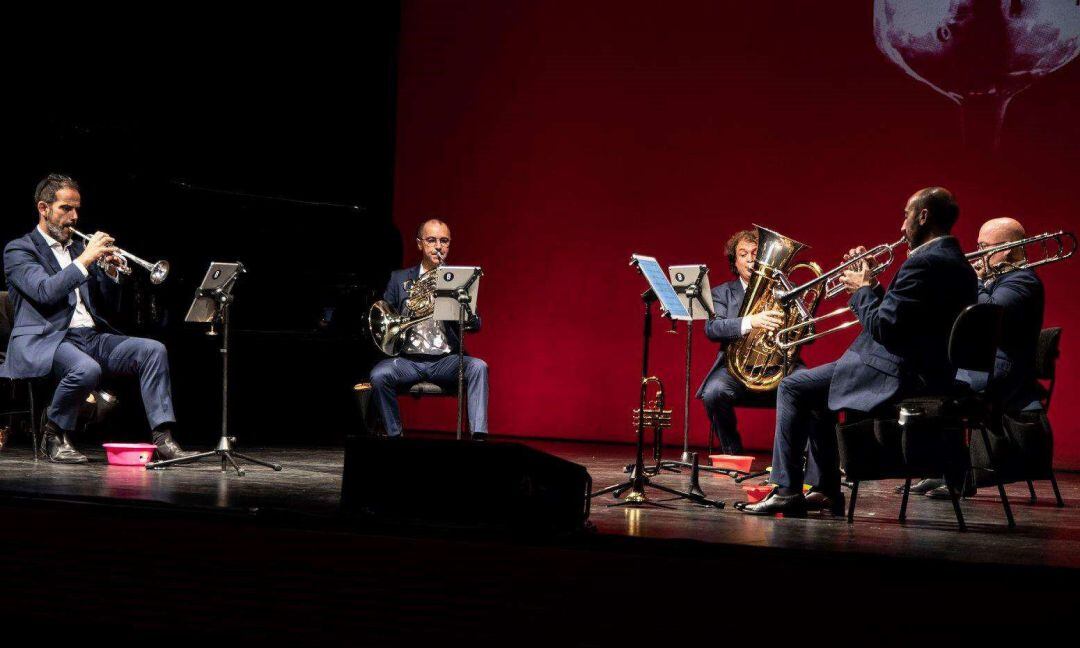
[736,491,807,517]
[154,434,200,461]
[44,430,88,464]
[471,433,488,442]
[925,483,977,500]
[804,489,846,515]
[894,478,944,495]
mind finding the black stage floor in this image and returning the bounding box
[2,438,1078,569]
[2,437,1078,641]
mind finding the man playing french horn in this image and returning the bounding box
[740,187,978,516]
[368,219,489,440]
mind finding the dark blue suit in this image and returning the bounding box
[770,236,978,493]
[1,228,176,432]
[698,278,810,459]
[957,268,1044,412]
[369,265,488,437]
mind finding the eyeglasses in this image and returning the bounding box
[418,237,451,246]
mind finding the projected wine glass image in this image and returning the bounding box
[873,0,1080,150]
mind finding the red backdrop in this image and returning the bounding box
[392,1,1080,468]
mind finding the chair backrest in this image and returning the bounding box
[0,291,13,344]
[1035,327,1062,381]
[948,303,1003,373]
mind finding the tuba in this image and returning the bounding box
[725,225,823,392]
[368,267,439,356]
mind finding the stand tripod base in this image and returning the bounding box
[590,465,724,509]
[146,436,283,476]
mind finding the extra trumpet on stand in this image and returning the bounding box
[772,237,905,351]
[965,230,1076,281]
[69,228,170,284]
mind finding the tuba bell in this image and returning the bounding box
[725,225,823,392]
[368,267,439,356]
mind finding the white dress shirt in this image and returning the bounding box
[38,226,97,329]
[738,277,753,335]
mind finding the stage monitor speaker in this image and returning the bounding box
[342,437,592,535]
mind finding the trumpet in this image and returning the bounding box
[965,230,1076,281]
[69,228,170,284]
[776,237,905,305]
[773,237,906,351]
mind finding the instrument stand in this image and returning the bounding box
[589,286,723,508]
[147,264,282,475]
[435,268,482,441]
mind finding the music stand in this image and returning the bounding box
[146,262,282,475]
[433,265,482,441]
[588,255,723,508]
[668,264,714,464]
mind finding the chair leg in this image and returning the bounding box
[1049,473,1065,508]
[979,426,1015,528]
[1026,480,1037,503]
[847,481,859,524]
[27,381,39,461]
[898,478,912,523]
[944,480,967,532]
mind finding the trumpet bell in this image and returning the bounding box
[149,260,170,284]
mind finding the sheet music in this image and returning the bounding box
[631,254,691,320]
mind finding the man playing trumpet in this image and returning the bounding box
[740,187,978,516]
[0,174,195,464]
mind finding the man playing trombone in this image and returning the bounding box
[740,187,978,516]
[911,217,1050,499]
[0,174,196,464]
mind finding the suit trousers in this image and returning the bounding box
[48,327,176,433]
[369,354,489,436]
[770,361,839,494]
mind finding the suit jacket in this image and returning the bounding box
[695,277,745,398]
[828,236,978,413]
[0,227,121,379]
[384,265,481,356]
[957,268,1044,411]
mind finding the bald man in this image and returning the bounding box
[741,187,978,516]
[368,219,489,440]
[913,217,1048,499]
[961,217,1045,413]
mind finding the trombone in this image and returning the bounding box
[965,230,1076,281]
[773,237,906,350]
[69,228,171,284]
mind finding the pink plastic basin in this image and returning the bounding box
[103,443,157,466]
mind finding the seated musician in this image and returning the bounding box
[0,174,196,464]
[368,219,489,441]
[740,187,978,516]
[912,217,1047,499]
[697,229,785,454]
